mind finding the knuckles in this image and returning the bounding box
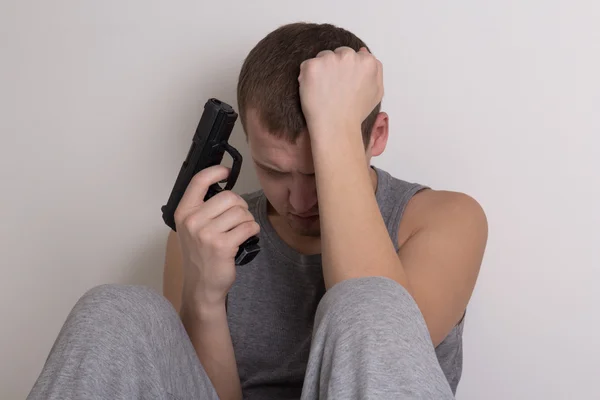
[173,208,185,225]
[211,235,231,253]
[301,46,382,77]
[232,205,249,221]
[217,190,242,207]
[182,213,202,234]
[196,226,214,244]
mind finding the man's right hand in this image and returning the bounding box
[173,165,260,309]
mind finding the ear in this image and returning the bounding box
[367,112,389,157]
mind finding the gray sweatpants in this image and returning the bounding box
[28,277,454,399]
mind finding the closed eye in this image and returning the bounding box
[266,168,287,177]
[257,164,287,177]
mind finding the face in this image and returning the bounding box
[244,109,389,238]
[246,112,321,236]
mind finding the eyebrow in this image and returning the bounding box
[253,159,315,176]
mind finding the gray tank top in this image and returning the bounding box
[227,166,465,398]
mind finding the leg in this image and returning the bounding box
[301,277,455,400]
[27,284,219,400]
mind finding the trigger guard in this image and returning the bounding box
[220,142,243,191]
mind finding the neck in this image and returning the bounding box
[266,166,378,255]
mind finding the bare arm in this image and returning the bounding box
[397,190,487,346]
[310,125,487,344]
[163,230,242,400]
[310,129,412,291]
[301,46,487,347]
[163,230,184,312]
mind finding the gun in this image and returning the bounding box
[161,98,260,266]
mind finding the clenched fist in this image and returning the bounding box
[298,46,384,137]
[173,165,260,307]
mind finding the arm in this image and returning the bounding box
[298,46,413,291]
[299,46,487,346]
[163,230,242,400]
[310,130,487,346]
[310,129,412,290]
[395,189,487,346]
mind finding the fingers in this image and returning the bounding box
[358,47,375,63]
[224,220,261,247]
[312,46,372,63]
[210,205,255,233]
[316,49,335,58]
[179,190,249,233]
[333,46,360,55]
[202,190,249,220]
[318,46,357,58]
[175,165,231,220]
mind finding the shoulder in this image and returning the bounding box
[238,189,266,222]
[399,188,488,252]
[398,188,487,346]
[376,166,487,248]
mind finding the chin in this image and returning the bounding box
[287,218,321,237]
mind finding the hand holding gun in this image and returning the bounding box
[161,98,261,266]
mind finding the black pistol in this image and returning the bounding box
[161,98,260,265]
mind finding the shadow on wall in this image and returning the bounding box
[117,57,260,292]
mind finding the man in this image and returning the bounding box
[29,22,487,400]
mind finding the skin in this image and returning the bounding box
[163,47,488,400]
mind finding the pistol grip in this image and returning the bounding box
[235,236,261,265]
[204,142,261,266]
[204,182,260,266]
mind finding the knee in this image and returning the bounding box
[78,284,172,313]
[315,277,429,337]
[70,284,178,333]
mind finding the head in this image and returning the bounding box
[237,22,389,237]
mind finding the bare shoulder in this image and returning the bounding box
[396,188,488,345]
[163,229,184,312]
[398,188,488,249]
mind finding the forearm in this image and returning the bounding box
[310,124,411,291]
[180,300,241,400]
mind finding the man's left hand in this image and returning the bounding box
[298,46,384,138]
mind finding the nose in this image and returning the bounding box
[289,175,317,214]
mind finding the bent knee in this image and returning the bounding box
[315,277,429,335]
[73,284,178,329]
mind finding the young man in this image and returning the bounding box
[28,22,487,400]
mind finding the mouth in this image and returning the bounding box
[290,213,319,222]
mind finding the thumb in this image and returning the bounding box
[177,165,231,214]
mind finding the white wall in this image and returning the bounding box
[2,1,598,399]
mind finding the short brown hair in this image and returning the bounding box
[237,22,381,148]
